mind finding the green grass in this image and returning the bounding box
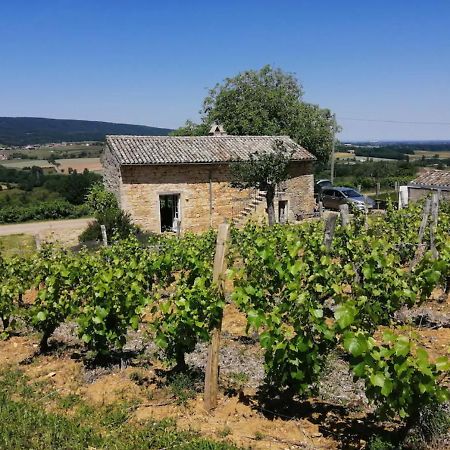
[0,370,238,450]
[0,234,36,257]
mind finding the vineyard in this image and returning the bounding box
[1,199,450,449]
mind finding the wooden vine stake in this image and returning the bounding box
[35,235,42,251]
[100,225,108,246]
[204,221,230,411]
[409,197,431,271]
[323,212,338,252]
[430,192,440,260]
[339,204,350,227]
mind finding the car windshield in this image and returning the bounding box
[341,189,361,198]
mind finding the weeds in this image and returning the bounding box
[168,371,197,406]
[0,368,238,450]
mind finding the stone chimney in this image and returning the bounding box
[208,123,227,136]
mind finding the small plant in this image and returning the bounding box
[224,372,249,396]
[129,370,147,386]
[403,403,450,449]
[168,372,196,406]
[218,426,232,438]
[101,403,131,428]
[368,435,396,450]
[57,394,81,409]
[254,431,265,441]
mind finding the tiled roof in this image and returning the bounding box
[106,135,315,165]
[409,170,450,188]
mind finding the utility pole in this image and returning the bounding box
[330,113,336,185]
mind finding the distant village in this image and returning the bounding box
[0,141,102,161]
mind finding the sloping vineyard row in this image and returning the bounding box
[0,200,449,421]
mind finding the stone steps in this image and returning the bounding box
[233,191,266,227]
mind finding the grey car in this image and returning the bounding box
[320,187,375,211]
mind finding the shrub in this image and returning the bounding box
[80,184,137,243]
[0,201,91,224]
[79,208,137,243]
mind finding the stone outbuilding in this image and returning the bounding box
[102,131,315,233]
[407,169,450,202]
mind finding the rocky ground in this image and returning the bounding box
[1,298,450,449]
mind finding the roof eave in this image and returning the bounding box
[119,157,316,166]
[407,183,450,190]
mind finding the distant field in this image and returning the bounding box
[55,158,102,173]
[5,143,103,160]
[0,157,102,173]
[409,150,450,160]
[335,152,355,159]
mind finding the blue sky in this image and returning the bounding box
[1,0,449,141]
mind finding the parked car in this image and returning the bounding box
[320,187,375,211]
[314,179,332,195]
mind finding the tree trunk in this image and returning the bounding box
[39,328,54,353]
[266,186,276,226]
[1,316,10,331]
[175,348,187,372]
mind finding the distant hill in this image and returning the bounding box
[0,117,173,146]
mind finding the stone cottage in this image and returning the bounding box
[407,169,450,202]
[102,129,315,233]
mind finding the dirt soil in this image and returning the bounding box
[1,298,450,449]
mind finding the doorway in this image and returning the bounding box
[278,200,288,224]
[159,194,180,232]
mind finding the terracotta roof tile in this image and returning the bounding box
[409,169,450,188]
[106,135,315,165]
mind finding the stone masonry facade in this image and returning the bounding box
[102,144,314,233]
[408,187,450,202]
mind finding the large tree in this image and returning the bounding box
[229,140,293,226]
[172,65,337,164]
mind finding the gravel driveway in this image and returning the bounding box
[0,217,94,245]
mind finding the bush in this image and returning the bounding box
[0,201,91,224]
[85,183,118,214]
[79,208,137,243]
[80,184,137,243]
[78,221,102,242]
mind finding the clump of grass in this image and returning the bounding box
[101,403,131,428]
[218,426,232,438]
[224,372,249,396]
[168,372,196,406]
[254,431,265,441]
[129,370,148,385]
[57,394,82,409]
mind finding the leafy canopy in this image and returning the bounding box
[229,140,293,192]
[229,140,293,226]
[172,65,337,163]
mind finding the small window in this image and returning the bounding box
[159,194,180,232]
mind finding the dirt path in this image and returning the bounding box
[0,217,93,246]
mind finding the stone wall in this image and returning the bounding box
[101,144,122,205]
[111,161,314,233]
[286,161,315,218]
[408,186,450,202]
